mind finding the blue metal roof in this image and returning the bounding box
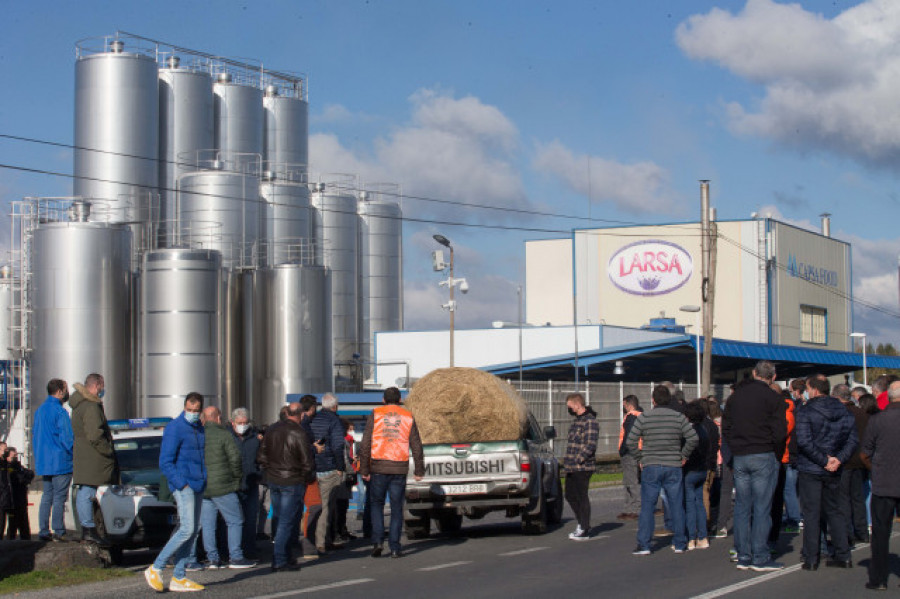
[694,337,900,369]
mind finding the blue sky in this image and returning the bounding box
[1,0,899,343]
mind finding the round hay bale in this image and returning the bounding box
[405,367,527,444]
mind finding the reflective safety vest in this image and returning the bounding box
[619,409,643,450]
[371,405,414,462]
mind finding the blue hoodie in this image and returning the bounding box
[795,395,858,476]
[159,412,207,493]
[32,395,74,476]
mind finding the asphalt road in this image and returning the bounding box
[12,487,899,598]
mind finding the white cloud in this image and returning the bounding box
[677,0,900,167]
[315,104,355,124]
[404,272,520,331]
[532,140,677,215]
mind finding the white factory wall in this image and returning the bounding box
[525,238,572,326]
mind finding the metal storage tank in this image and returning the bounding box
[358,192,403,373]
[263,85,308,171]
[311,183,359,363]
[0,267,15,362]
[260,176,311,266]
[252,265,332,426]
[222,269,254,417]
[74,38,159,247]
[213,73,263,158]
[140,249,221,418]
[178,169,262,268]
[158,58,214,246]
[30,219,132,420]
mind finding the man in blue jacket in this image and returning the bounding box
[308,393,346,553]
[32,378,73,542]
[145,393,207,593]
[795,374,858,571]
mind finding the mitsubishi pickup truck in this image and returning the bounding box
[403,411,563,537]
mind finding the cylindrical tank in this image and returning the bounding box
[0,267,15,362]
[221,268,254,418]
[213,74,263,158]
[358,196,403,373]
[178,170,262,268]
[158,61,214,246]
[30,221,132,419]
[74,40,159,243]
[140,249,221,418]
[260,178,311,266]
[252,265,332,426]
[263,86,308,170]
[311,185,359,363]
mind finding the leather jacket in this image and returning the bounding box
[257,419,315,486]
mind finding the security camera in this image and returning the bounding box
[459,279,469,294]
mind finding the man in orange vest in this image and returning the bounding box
[617,395,643,520]
[359,387,425,559]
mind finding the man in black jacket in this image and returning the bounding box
[257,402,316,572]
[617,395,642,520]
[861,381,900,590]
[722,360,787,572]
[231,407,261,559]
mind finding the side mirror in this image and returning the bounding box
[543,426,556,440]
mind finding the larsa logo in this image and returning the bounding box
[607,240,693,296]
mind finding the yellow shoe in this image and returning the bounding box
[687,540,697,551]
[696,538,710,549]
[144,566,164,592]
[169,577,205,592]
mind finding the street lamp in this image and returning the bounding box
[850,332,867,387]
[680,305,702,394]
[433,234,468,367]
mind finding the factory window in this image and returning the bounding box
[800,305,827,345]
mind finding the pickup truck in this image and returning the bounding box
[404,411,563,537]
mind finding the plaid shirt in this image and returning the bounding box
[564,410,599,473]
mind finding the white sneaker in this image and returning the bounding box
[568,525,584,539]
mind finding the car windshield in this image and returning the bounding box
[114,436,162,487]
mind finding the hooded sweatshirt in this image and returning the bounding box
[794,394,859,476]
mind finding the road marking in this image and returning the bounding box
[248,578,375,599]
[499,547,549,556]
[417,561,472,571]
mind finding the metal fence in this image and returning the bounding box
[510,380,728,461]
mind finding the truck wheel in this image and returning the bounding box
[405,513,431,540]
[93,505,123,565]
[522,489,548,535]
[436,512,463,534]
[547,477,564,525]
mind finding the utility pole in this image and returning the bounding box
[699,180,713,397]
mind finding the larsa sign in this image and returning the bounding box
[607,240,693,296]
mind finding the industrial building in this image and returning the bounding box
[1,33,403,456]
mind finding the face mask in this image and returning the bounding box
[567,407,577,416]
[98,389,105,399]
[184,411,200,424]
[803,391,810,401]
[62,391,69,402]
[235,424,249,435]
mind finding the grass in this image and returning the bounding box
[0,566,133,594]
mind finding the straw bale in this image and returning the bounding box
[405,367,528,444]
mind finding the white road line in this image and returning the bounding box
[417,561,472,572]
[499,547,550,556]
[248,578,375,599]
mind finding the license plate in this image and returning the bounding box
[440,484,487,495]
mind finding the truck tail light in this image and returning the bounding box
[520,453,531,482]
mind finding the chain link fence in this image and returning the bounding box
[510,380,728,461]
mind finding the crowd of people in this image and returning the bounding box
[594,360,900,592]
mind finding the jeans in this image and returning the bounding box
[316,470,343,548]
[798,471,850,563]
[621,454,641,513]
[39,473,72,537]
[75,485,97,528]
[154,487,202,579]
[565,471,592,531]
[369,473,407,552]
[869,494,900,586]
[684,470,708,541]
[200,493,244,563]
[732,452,778,565]
[239,484,260,556]
[269,482,306,568]
[637,465,686,551]
[783,464,801,524]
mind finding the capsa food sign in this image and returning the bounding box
[607,240,693,296]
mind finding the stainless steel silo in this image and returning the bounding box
[221,268,254,417]
[178,170,262,268]
[158,58,214,246]
[30,221,132,419]
[311,184,359,363]
[358,195,403,373]
[213,74,263,158]
[0,267,15,362]
[140,249,221,418]
[74,39,159,250]
[252,265,332,426]
[263,86,308,171]
[260,177,311,266]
